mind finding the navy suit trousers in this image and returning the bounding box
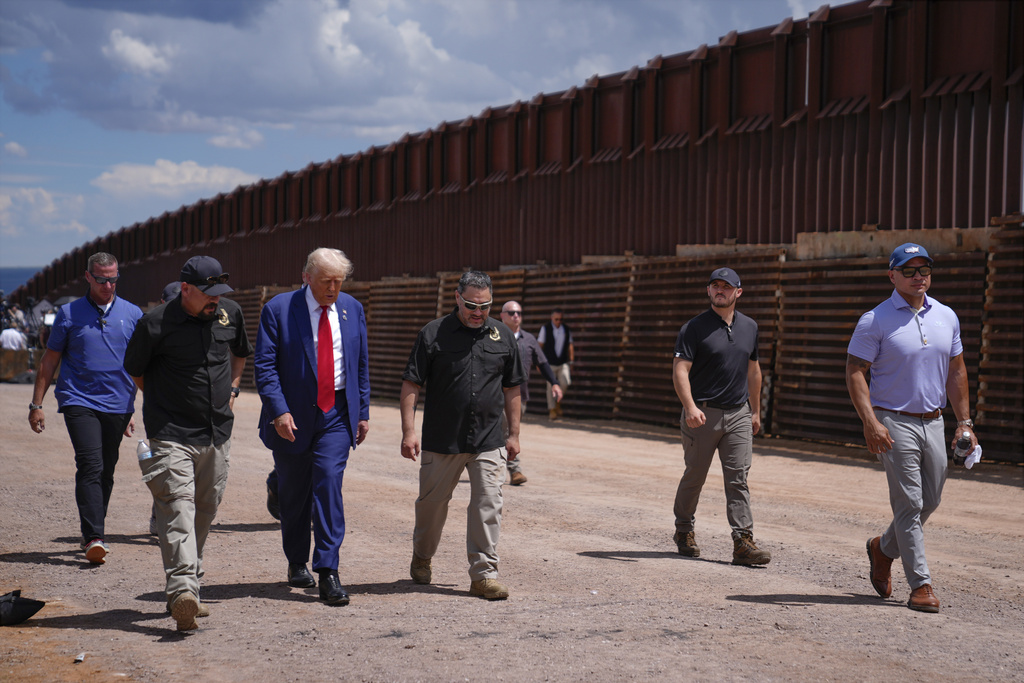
[273,390,352,572]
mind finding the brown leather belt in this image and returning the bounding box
[873,407,942,420]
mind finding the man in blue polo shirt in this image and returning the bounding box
[671,267,771,566]
[29,252,143,564]
[846,242,978,614]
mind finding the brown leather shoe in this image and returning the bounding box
[509,471,527,486]
[866,537,893,598]
[907,584,940,613]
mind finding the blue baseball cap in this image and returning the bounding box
[889,243,932,269]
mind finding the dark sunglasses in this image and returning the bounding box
[897,265,932,278]
[90,273,119,284]
[189,273,230,286]
[460,298,492,312]
[504,310,522,316]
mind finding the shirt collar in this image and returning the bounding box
[305,286,332,314]
[888,289,932,312]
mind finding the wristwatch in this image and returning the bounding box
[29,402,43,411]
[957,418,974,428]
[230,387,241,397]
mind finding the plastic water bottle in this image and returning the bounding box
[137,439,152,461]
[952,431,971,466]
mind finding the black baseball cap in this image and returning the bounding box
[180,256,233,296]
[160,281,181,302]
[708,267,741,288]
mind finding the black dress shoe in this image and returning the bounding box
[317,571,349,605]
[266,482,281,521]
[287,563,316,588]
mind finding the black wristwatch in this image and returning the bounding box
[29,402,43,411]
[230,387,241,397]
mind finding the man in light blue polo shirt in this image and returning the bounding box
[29,252,143,565]
[846,243,978,614]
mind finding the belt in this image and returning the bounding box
[873,407,942,420]
[698,400,747,411]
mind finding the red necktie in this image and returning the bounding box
[317,305,335,413]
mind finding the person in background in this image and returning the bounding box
[28,252,142,565]
[847,243,977,614]
[537,308,573,420]
[124,255,252,631]
[499,300,562,485]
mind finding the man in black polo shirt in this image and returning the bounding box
[671,267,771,566]
[400,271,524,600]
[124,255,253,631]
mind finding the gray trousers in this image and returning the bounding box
[673,403,754,539]
[875,410,947,589]
[141,439,230,603]
[413,448,505,581]
[504,402,527,474]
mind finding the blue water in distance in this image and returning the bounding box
[0,267,43,297]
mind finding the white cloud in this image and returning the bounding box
[101,28,176,75]
[786,0,812,19]
[0,187,90,240]
[208,128,265,149]
[90,159,260,199]
[4,142,28,157]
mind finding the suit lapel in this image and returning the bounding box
[290,287,317,374]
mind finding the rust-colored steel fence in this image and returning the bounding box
[220,231,1020,465]
[15,0,1022,306]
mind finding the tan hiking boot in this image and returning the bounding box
[673,531,700,557]
[732,533,771,566]
[166,600,210,617]
[170,592,200,631]
[469,578,509,600]
[410,554,432,585]
[509,471,528,486]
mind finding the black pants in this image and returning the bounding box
[62,406,131,543]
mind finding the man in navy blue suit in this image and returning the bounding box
[254,248,370,605]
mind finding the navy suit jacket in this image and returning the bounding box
[255,286,370,455]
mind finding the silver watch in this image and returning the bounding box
[957,418,974,428]
[29,402,43,411]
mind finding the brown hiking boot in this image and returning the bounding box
[732,533,771,566]
[170,592,199,631]
[673,531,700,557]
[410,553,432,585]
[907,584,940,613]
[866,536,893,598]
[469,578,509,600]
[509,471,528,486]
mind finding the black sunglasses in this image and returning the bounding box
[504,310,522,316]
[90,273,119,284]
[189,273,230,286]
[897,265,932,278]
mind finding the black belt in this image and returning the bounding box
[873,407,941,420]
[698,400,747,411]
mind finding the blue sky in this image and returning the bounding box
[1,0,816,270]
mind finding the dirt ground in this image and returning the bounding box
[1,382,1022,682]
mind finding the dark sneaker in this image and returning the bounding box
[83,539,108,564]
[673,531,700,557]
[732,534,771,566]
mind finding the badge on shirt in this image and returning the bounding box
[489,327,501,341]
[218,308,230,326]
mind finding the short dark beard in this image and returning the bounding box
[196,308,218,321]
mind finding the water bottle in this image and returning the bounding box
[952,431,971,466]
[137,439,152,461]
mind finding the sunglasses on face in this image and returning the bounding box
[897,265,932,278]
[189,273,230,286]
[90,273,119,284]
[504,310,522,316]
[460,298,492,312]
